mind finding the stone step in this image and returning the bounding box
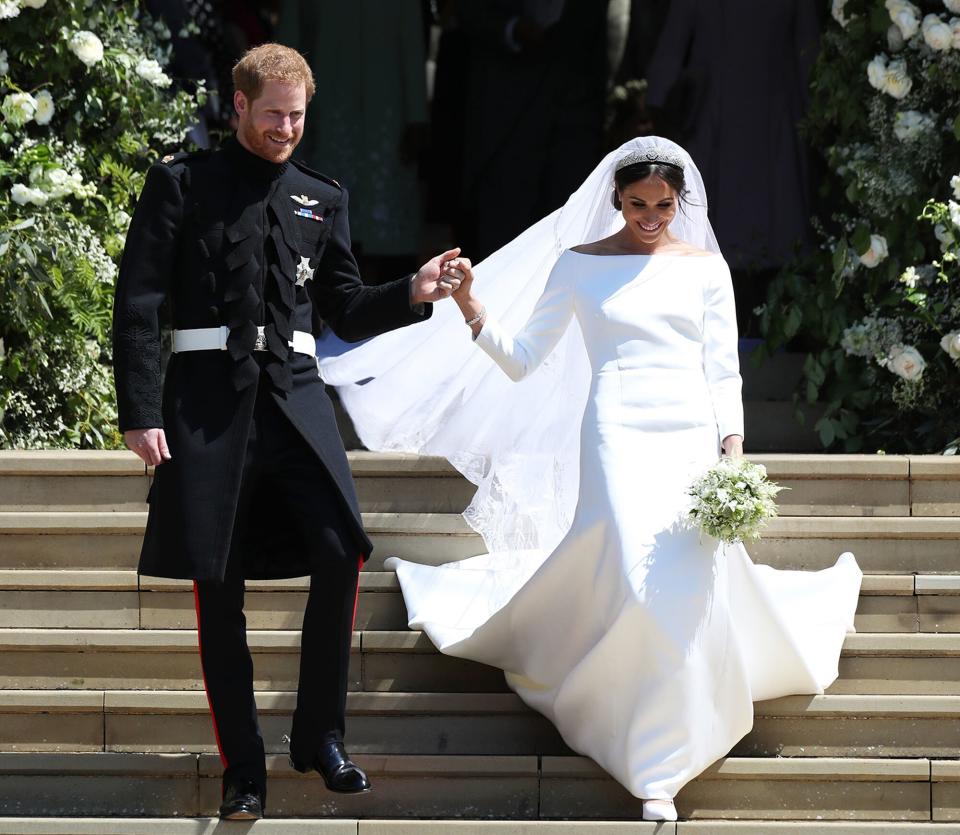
[0,752,949,821]
[0,570,951,634]
[1,823,957,835]
[4,689,960,759]
[2,512,960,573]
[1,451,957,517]
[0,629,959,695]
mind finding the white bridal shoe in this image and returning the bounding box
[642,799,678,821]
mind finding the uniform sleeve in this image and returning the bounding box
[310,187,432,342]
[474,256,575,382]
[112,163,183,432]
[702,260,744,442]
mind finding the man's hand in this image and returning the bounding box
[124,428,172,467]
[411,247,462,304]
[721,434,744,458]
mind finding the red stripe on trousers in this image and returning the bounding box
[193,581,229,769]
[350,555,363,632]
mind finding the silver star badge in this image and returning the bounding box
[295,256,315,287]
[291,194,319,207]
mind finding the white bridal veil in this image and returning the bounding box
[319,136,720,556]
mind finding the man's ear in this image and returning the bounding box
[234,90,248,116]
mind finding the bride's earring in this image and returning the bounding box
[641,799,678,821]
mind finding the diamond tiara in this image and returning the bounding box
[615,149,685,172]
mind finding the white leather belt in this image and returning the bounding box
[171,326,316,356]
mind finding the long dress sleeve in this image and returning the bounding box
[702,259,744,442]
[475,256,575,382]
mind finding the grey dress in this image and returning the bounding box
[645,0,820,270]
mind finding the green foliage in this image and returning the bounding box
[761,0,960,453]
[0,0,203,447]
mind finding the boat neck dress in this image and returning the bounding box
[387,249,862,800]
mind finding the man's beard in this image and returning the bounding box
[241,121,298,163]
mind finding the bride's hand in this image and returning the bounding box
[722,435,744,458]
[443,257,474,300]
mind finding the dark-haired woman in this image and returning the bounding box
[321,138,862,822]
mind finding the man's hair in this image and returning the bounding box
[232,43,316,103]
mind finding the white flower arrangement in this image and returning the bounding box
[135,58,171,88]
[893,110,935,141]
[941,330,960,360]
[68,31,104,68]
[883,344,927,381]
[858,233,889,267]
[923,13,954,50]
[687,458,785,545]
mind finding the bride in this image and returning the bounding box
[319,137,862,822]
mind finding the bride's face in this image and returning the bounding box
[618,176,678,246]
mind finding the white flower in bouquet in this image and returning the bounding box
[883,59,913,98]
[833,0,853,27]
[1,92,37,127]
[888,24,907,51]
[69,31,104,68]
[135,58,172,88]
[952,175,960,200]
[0,0,20,20]
[946,0,960,14]
[33,90,54,126]
[887,0,921,39]
[859,234,889,267]
[0,49,8,76]
[687,458,785,545]
[900,266,920,288]
[893,109,934,141]
[10,182,48,206]
[950,200,960,229]
[941,330,960,360]
[923,14,954,50]
[885,344,926,380]
[867,55,890,90]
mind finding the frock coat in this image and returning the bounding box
[113,138,431,581]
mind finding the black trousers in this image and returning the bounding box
[193,385,361,799]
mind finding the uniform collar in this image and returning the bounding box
[224,135,290,181]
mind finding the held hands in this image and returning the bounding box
[411,247,464,304]
[721,435,744,458]
[124,428,172,467]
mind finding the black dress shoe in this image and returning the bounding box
[218,781,264,820]
[291,740,371,794]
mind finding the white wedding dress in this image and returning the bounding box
[386,250,863,800]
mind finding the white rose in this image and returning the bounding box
[888,23,906,51]
[891,8,921,40]
[33,90,54,126]
[883,58,913,99]
[887,344,926,380]
[0,49,8,77]
[10,183,48,207]
[950,200,960,229]
[923,14,954,49]
[867,55,889,91]
[833,0,853,26]
[69,31,104,68]
[859,234,889,268]
[1,92,37,127]
[21,0,47,7]
[950,17,960,48]
[941,330,960,360]
[0,0,20,21]
[893,109,933,141]
[952,174,960,200]
[946,0,960,14]
[135,58,172,88]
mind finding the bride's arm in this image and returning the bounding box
[445,256,575,382]
[703,260,745,453]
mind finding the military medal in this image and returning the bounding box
[295,256,315,287]
[290,194,319,206]
[293,207,324,221]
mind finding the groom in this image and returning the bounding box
[113,43,460,820]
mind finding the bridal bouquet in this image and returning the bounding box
[687,458,786,545]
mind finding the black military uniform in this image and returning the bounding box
[113,136,431,806]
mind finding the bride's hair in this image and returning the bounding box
[612,162,689,211]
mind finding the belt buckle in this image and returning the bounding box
[254,325,267,351]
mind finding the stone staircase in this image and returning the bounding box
[0,451,958,834]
